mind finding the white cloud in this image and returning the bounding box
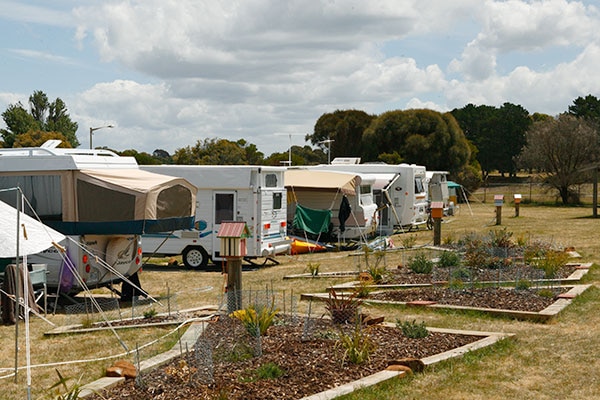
[4,0,600,155]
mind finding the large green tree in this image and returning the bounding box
[307,109,375,160]
[568,94,600,128]
[361,109,472,175]
[452,102,530,178]
[172,138,255,165]
[1,90,79,148]
[518,114,599,204]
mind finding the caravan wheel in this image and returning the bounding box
[182,246,209,269]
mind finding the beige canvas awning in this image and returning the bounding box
[284,169,359,196]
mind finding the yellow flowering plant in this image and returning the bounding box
[231,303,279,337]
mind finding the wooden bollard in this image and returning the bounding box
[494,195,504,225]
[430,202,444,246]
[514,194,521,217]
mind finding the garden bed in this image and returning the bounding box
[86,315,510,400]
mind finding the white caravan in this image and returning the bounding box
[309,160,429,235]
[0,143,196,295]
[426,171,450,210]
[285,168,378,240]
[140,165,290,267]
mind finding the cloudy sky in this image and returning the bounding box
[1,0,599,156]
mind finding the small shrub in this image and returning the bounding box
[143,308,158,319]
[324,291,362,324]
[396,319,429,339]
[515,279,531,290]
[537,288,556,298]
[408,252,434,274]
[231,301,279,337]
[488,227,515,248]
[449,278,465,290]
[354,279,373,299]
[242,362,285,382]
[442,233,455,246]
[437,251,461,268]
[451,267,472,281]
[336,322,375,365]
[306,262,320,277]
[400,234,417,249]
[367,264,387,283]
[535,250,569,279]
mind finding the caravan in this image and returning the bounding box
[308,161,429,234]
[140,165,290,267]
[0,143,196,295]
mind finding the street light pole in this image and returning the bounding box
[89,125,114,149]
[318,138,334,164]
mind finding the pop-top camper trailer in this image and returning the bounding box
[308,160,428,235]
[140,165,290,267]
[285,168,378,240]
[0,143,197,295]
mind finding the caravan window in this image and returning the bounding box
[265,173,278,188]
[273,192,282,209]
[359,185,371,195]
[215,193,234,223]
[414,177,425,194]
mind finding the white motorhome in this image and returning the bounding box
[0,143,197,295]
[309,160,429,234]
[140,165,290,267]
[285,168,378,240]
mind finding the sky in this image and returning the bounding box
[1,0,599,157]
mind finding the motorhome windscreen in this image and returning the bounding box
[0,175,62,219]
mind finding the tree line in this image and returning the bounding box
[3,91,600,204]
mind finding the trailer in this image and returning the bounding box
[285,168,378,240]
[140,165,290,268]
[0,142,196,295]
[308,160,429,234]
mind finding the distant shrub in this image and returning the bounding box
[396,319,429,339]
[437,251,461,268]
[408,252,434,274]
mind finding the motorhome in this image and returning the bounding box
[140,165,290,267]
[285,168,378,240]
[308,160,429,234]
[0,142,196,295]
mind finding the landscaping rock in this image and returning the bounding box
[106,360,137,379]
[387,357,425,373]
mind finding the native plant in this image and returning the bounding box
[408,252,434,274]
[396,319,429,339]
[46,370,84,400]
[306,262,320,277]
[231,301,279,337]
[324,291,362,324]
[534,249,569,279]
[336,321,375,365]
[437,250,461,268]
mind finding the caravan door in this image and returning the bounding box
[212,191,236,260]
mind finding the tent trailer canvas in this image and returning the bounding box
[0,144,196,295]
[140,165,291,267]
[285,168,378,240]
